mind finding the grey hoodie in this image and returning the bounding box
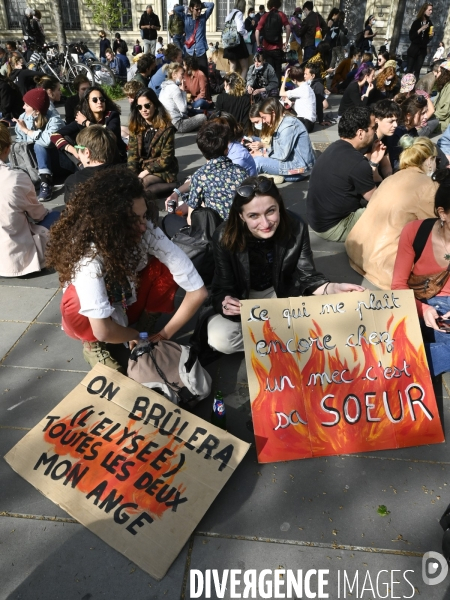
[159,79,188,129]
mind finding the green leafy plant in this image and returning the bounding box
[377,504,390,516]
[103,83,125,100]
[84,0,130,34]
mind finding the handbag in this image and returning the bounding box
[314,15,323,47]
[185,19,199,49]
[9,142,40,186]
[407,218,450,300]
[128,339,212,407]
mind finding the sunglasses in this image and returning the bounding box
[237,177,273,198]
[138,102,153,111]
[74,145,86,150]
[90,96,106,103]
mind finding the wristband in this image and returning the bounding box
[173,188,182,198]
[368,160,379,168]
[81,119,87,127]
[324,282,331,295]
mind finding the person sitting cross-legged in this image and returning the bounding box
[306,107,383,242]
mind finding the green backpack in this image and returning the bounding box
[169,13,185,36]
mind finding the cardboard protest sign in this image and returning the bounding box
[241,290,444,464]
[4,364,250,580]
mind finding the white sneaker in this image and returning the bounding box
[260,174,284,185]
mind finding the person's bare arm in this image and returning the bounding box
[89,317,139,345]
[363,186,377,201]
[158,287,208,340]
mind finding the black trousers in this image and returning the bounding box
[263,48,283,84]
[407,45,427,79]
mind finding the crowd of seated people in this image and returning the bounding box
[2,4,450,385]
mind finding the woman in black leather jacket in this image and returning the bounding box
[207,176,364,354]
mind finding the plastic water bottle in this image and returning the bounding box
[131,331,151,359]
[211,391,227,430]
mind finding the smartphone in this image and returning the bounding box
[436,317,450,332]
[288,167,306,175]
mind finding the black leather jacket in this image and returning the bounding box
[210,210,329,318]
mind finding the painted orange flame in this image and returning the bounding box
[250,318,444,463]
[43,416,186,518]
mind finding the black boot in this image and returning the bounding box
[38,173,53,202]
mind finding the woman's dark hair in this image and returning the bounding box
[338,106,374,139]
[46,167,158,289]
[197,121,230,159]
[377,51,390,64]
[312,41,331,67]
[436,66,450,92]
[79,85,120,123]
[396,93,427,126]
[129,88,171,135]
[433,168,450,213]
[164,43,181,62]
[221,176,291,253]
[253,52,265,62]
[35,74,60,92]
[184,54,199,74]
[210,111,243,141]
[327,7,339,21]
[364,14,374,27]
[289,65,305,82]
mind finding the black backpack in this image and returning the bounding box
[355,30,364,48]
[263,11,283,44]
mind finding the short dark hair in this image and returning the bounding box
[197,122,230,159]
[259,4,265,9]
[433,169,450,214]
[115,32,121,39]
[210,111,243,142]
[267,0,281,8]
[303,1,313,10]
[338,107,374,139]
[189,0,202,8]
[117,46,123,54]
[289,66,305,82]
[373,99,401,120]
[6,40,17,49]
[164,43,182,62]
[305,62,320,78]
[137,54,155,73]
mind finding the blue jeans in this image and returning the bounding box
[32,144,76,176]
[421,296,450,377]
[38,211,60,229]
[172,35,185,50]
[192,98,213,110]
[303,45,316,61]
[253,156,306,181]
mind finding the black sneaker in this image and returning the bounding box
[38,182,53,202]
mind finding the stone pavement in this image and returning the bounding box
[1,97,450,600]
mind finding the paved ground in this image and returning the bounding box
[2,96,450,600]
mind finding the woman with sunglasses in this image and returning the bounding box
[51,85,127,164]
[127,88,178,195]
[346,135,439,290]
[207,176,364,354]
[374,51,389,75]
[47,167,207,372]
[251,97,315,182]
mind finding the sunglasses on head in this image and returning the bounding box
[90,96,105,103]
[237,177,273,198]
[138,102,153,111]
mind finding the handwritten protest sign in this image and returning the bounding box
[241,290,444,464]
[4,364,250,580]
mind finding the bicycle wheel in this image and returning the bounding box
[89,62,116,88]
[64,63,94,94]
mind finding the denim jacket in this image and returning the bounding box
[269,115,316,175]
[14,109,65,148]
[174,2,214,56]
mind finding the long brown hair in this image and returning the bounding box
[259,97,285,137]
[129,88,172,135]
[46,167,158,289]
[221,176,291,253]
[416,2,432,20]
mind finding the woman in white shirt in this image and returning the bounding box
[223,0,250,80]
[433,42,445,62]
[47,167,207,372]
[280,66,317,133]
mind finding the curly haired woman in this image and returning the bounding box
[368,65,400,103]
[47,167,207,371]
[127,88,178,195]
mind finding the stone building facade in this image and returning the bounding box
[0,0,448,60]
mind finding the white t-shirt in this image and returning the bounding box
[286,83,317,122]
[67,224,204,326]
